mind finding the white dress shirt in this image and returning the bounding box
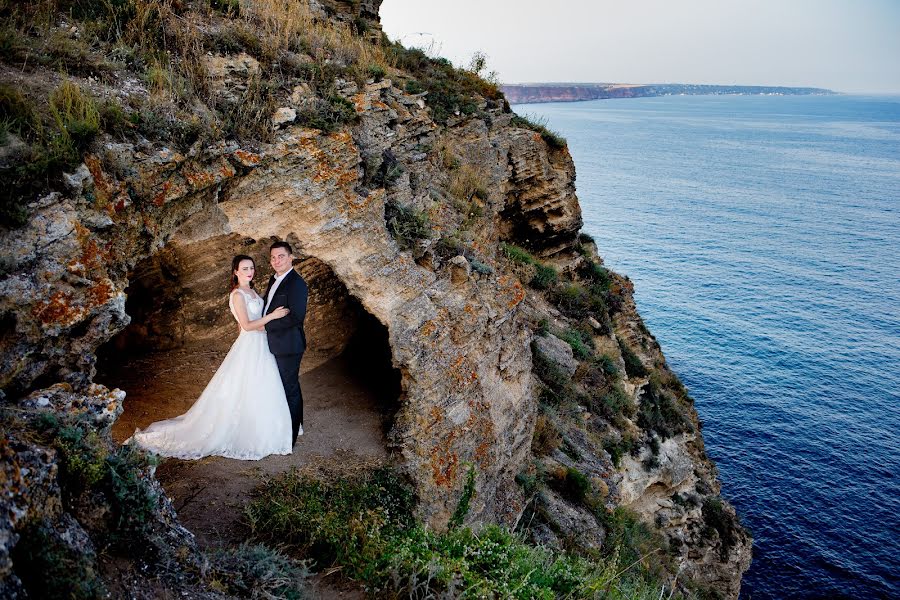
[265,269,292,313]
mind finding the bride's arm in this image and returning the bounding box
[231,291,289,331]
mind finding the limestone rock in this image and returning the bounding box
[533,333,578,376]
[449,255,471,284]
[273,107,297,128]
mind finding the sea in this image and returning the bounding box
[515,94,900,599]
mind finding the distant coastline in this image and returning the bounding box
[501,83,836,104]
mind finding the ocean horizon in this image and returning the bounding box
[517,94,900,599]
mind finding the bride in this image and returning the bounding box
[127,255,297,460]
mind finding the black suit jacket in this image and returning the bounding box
[263,268,308,356]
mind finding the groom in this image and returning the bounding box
[264,241,308,445]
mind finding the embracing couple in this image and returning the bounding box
[128,241,308,460]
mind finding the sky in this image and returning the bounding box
[379,0,900,93]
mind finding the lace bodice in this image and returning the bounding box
[229,288,264,330]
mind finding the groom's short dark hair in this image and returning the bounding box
[270,241,292,254]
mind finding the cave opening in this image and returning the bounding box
[95,233,402,460]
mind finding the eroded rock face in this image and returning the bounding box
[0,76,576,531]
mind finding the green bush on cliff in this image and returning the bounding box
[510,114,567,150]
[33,413,160,550]
[10,521,107,600]
[701,498,740,560]
[208,543,311,599]
[637,376,693,440]
[617,336,648,378]
[247,466,671,599]
[530,262,558,290]
[386,42,504,124]
[385,199,431,250]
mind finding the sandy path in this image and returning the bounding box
[102,350,393,597]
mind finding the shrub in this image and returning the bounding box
[548,283,594,318]
[295,93,358,134]
[617,337,648,378]
[30,413,161,552]
[603,435,637,468]
[561,327,593,360]
[106,443,160,545]
[468,258,492,274]
[531,341,575,406]
[636,377,693,440]
[594,386,636,422]
[580,259,613,291]
[531,412,562,456]
[10,521,106,600]
[208,543,311,599]
[366,63,386,82]
[448,463,477,529]
[386,42,503,124]
[247,465,669,598]
[510,114,567,150]
[384,199,430,250]
[702,497,740,559]
[246,466,416,570]
[552,466,591,504]
[499,242,535,265]
[531,263,558,290]
[364,149,404,188]
[593,353,619,377]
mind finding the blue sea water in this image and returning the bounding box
[516,95,900,599]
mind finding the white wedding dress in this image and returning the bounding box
[128,288,295,460]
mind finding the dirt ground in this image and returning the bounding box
[101,348,394,598]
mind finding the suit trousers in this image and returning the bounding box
[274,353,303,444]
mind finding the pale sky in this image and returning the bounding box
[380,0,900,93]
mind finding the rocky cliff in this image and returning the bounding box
[502,82,835,104]
[0,1,749,597]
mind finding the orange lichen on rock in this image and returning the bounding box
[32,290,85,328]
[429,429,460,488]
[67,223,110,278]
[419,319,437,338]
[232,149,261,167]
[448,355,478,389]
[86,279,114,306]
[184,169,217,190]
[498,275,526,309]
[85,155,114,206]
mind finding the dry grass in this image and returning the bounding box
[241,0,388,69]
[449,162,490,203]
[532,413,562,456]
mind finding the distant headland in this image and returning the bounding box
[501,83,836,104]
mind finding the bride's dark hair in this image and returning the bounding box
[231,255,256,290]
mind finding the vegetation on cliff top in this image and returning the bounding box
[0,0,517,227]
[247,465,677,599]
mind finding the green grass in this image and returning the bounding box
[617,337,648,378]
[386,42,504,124]
[500,241,536,265]
[246,466,673,599]
[384,199,431,250]
[636,376,694,440]
[208,543,311,599]
[510,114,567,149]
[531,263,558,290]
